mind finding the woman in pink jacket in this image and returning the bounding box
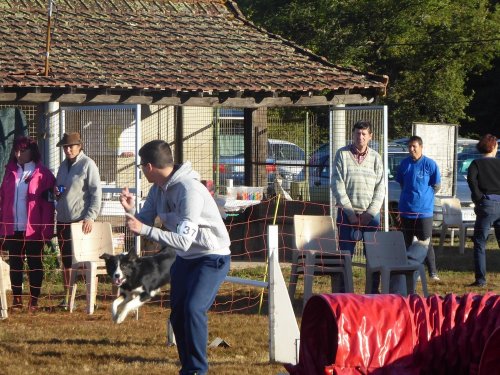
[0,136,56,312]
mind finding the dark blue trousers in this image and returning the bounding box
[170,254,230,375]
[472,199,500,284]
[337,210,381,293]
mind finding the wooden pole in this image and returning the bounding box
[44,0,54,76]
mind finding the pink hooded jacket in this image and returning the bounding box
[0,161,56,240]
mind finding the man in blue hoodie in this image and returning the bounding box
[120,140,231,375]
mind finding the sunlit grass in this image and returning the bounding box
[0,237,498,374]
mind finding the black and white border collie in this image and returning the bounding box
[99,247,175,324]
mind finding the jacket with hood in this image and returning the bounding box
[133,162,231,259]
[0,160,56,240]
[55,151,102,223]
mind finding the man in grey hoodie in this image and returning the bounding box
[120,140,230,375]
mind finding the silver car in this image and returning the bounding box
[268,139,305,190]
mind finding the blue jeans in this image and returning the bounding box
[170,254,230,375]
[337,211,381,255]
[472,199,500,284]
[337,210,380,293]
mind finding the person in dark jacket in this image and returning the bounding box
[0,136,56,311]
[467,134,500,287]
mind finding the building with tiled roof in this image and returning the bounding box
[0,0,387,106]
[0,0,392,290]
[0,0,392,209]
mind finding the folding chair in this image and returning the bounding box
[364,231,428,297]
[0,254,11,319]
[439,197,475,254]
[289,215,354,308]
[69,222,117,314]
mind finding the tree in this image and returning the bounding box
[237,0,500,137]
[461,58,500,137]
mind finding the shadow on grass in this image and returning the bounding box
[435,244,500,273]
[13,338,172,364]
[26,337,147,346]
[34,351,170,364]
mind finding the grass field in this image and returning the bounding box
[0,238,498,375]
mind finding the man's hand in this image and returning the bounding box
[120,187,135,211]
[347,213,359,225]
[125,213,143,235]
[54,186,62,201]
[82,219,93,234]
[358,212,373,227]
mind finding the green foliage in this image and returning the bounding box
[237,0,500,137]
[461,57,500,137]
[266,107,329,155]
[43,239,62,282]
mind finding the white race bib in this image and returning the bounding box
[177,220,198,238]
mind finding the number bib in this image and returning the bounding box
[177,220,198,238]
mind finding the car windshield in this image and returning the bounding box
[270,143,305,161]
[218,134,244,157]
[457,158,475,176]
[457,150,500,177]
[387,152,407,180]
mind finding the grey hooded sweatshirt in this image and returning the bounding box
[134,162,231,259]
[55,151,102,223]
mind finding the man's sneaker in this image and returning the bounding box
[430,274,441,281]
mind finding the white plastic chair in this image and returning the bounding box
[69,222,116,314]
[439,197,475,254]
[364,231,428,297]
[289,215,354,308]
[0,255,11,319]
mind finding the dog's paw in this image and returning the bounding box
[115,313,126,324]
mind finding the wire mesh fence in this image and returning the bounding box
[0,198,372,315]
[7,103,458,319]
[0,104,39,137]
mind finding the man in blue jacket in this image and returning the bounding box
[396,135,441,280]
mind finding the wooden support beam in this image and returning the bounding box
[152,97,181,106]
[123,95,153,105]
[0,92,17,102]
[219,97,256,107]
[181,97,219,107]
[175,106,183,163]
[293,95,329,106]
[55,93,87,103]
[0,88,377,107]
[19,92,53,102]
[88,94,121,104]
[257,97,293,107]
[329,94,373,105]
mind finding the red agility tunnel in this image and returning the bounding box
[285,293,500,374]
